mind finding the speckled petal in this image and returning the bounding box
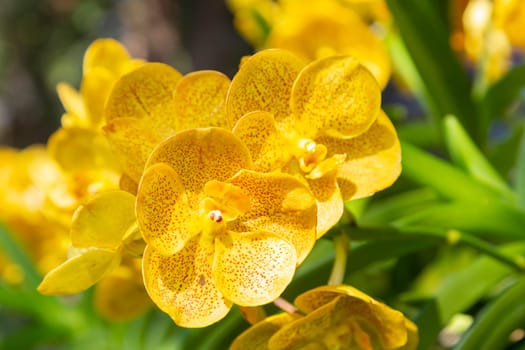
[306,172,344,238]
[294,285,410,349]
[228,170,316,264]
[213,231,296,306]
[71,190,136,249]
[37,248,119,295]
[82,38,132,74]
[291,55,381,139]
[48,127,119,172]
[104,63,182,138]
[103,117,162,182]
[268,295,345,349]
[232,111,291,172]
[136,163,197,256]
[81,67,116,127]
[319,110,401,200]
[230,313,300,350]
[143,239,232,327]
[227,49,305,124]
[146,128,253,195]
[173,70,232,130]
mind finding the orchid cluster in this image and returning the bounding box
[1,36,416,348]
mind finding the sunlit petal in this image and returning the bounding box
[143,240,232,327]
[146,128,253,195]
[173,70,232,130]
[227,49,305,124]
[136,163,197,256]
[37,248,119,295]
[232,111,291,172]
[291,55,381,139]
[70,190,136,249]
[230,313,300,350]
[56,83,87,125]
[103,117,162,182]
[81,67,116,127]
[104,62,182,139]
[83,38,132,74]
[306,172,344,237]
[228,170,316,264]
[213,231,296,306]
[319,110,401,200]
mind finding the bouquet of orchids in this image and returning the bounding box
[2,0,525,349]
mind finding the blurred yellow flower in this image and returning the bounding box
[228,49,401,236]
[0,146,69,282]
[38,190,143,295]
[453,0,525,82]
[94,258,152,321]
[103,63,231,184]
[231,285,418,350]
[136,127,317,327]
[227,0,391,88]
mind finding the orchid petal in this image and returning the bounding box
[173,70,232,130]
[37,248,119,295]
[213,231,296,306]
[145,128,253,195]
[70,190,136,249]
[291,55,381,139]
[136,163,196,256]
[142,240,232,327]
[228,170,316,264]
[227,49,305,124]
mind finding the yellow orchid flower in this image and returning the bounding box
[38,190,143,295]
[227,0,391,88]
[103,63,231,184]
[136,127,317,327]
[0,146,70,282]
[93,258,152,321]
[57,38,144,130]
[452,0,525,82]
[231,285,418,350]
[228,49,401,236]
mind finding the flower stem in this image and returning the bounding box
[273,297,298,314]
[328,232,349,285]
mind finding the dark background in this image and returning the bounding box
[0,0,251,147]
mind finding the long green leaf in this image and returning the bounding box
[454,276,525,350]
[443,115,514,201]
[401,141,505,203]
[386,0,477,140]
[515,130,525,209]
[393,201,525,240]
[480,64,525,132]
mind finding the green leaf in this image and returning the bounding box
[401,141,505,203]
[393,201,525,240]
[0,222,41,290]
[386,0,477,141]
[443,115,514,201]
[413,242,525,349]
[454,276,525,350]
[480,64,525,132]
[515,130,525,209]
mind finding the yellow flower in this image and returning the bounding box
[38,190,143,295]
[227,0,391,88]
[136,127,317,327]
[231,285,418,350]
[228,49,401,236]
[453,0,525,82]
[103,63,231,184]
[0,146,69,280]
[93,258,152,321]
[56,38,143,130]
